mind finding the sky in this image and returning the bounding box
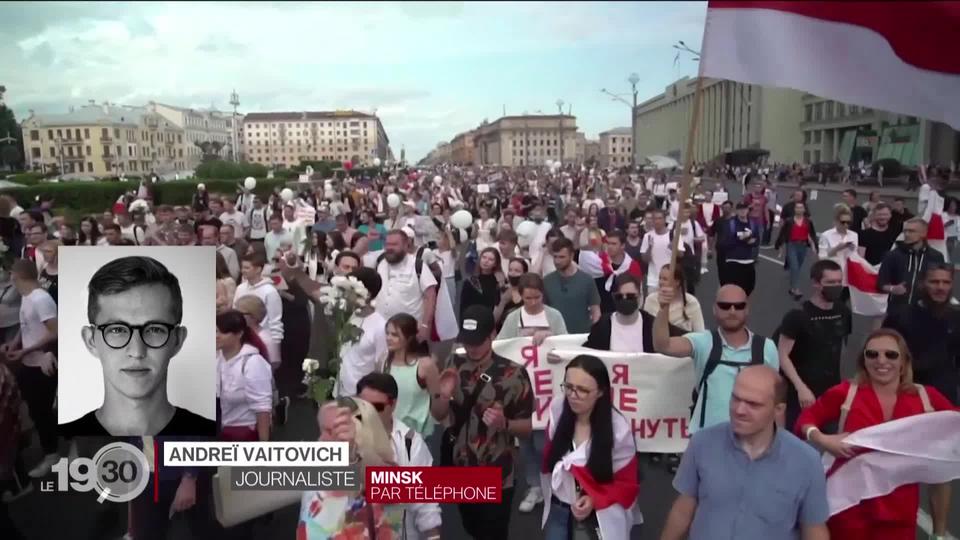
[0,1,706,162]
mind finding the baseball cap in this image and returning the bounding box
[458,305,495,346]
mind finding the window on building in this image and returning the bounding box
[814,103,823,121]
[86,146,91,156]
[814,130,822,144]
[31,148,40,158]
[824,102,833,120]
[114,128,120,138]
[84,128,90,139]
[849,105,859,115]
[87,162,93,172]
[49,147,55,157]
[814,150,821,162]
[804,132,811,144]
[102,128,109,139]
[75,129,81,139]
[804,105,813,122]
[803,150,811,164]
[47,130,53,139]
[30,130,39,141]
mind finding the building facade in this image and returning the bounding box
[599,127,633,167]
[21,102,188,177]
[632,77,804,165]
[799,95,959,167]
[148,102,233,169]
[584,139,601,165]
[449,130,477,165]
[241,110,389,168]
[473,114,578,167]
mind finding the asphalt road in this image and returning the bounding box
[6,180,957,540]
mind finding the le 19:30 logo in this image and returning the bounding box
[43,442,150,503]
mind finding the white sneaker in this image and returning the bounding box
[28,453,60,478]
[518,486,543,513]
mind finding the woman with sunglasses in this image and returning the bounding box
[797,328,957,540]
[541,354,639,540]
[383,313,441,438]
[216,310,273,442]
[584,274,658,352]
[818,204,859,290]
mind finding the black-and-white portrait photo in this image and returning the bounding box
[57,246,216,436]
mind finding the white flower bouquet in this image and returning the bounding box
[302,275,370,403]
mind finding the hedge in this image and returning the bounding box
[0,177,291,216]
[195,160,268,180]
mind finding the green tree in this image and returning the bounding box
[1,145,21,169]
[0,100,22,170]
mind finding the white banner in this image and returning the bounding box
[458,335,696,452]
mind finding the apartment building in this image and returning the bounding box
[473,114,578,167]
[599,127,633,167]
[450,130,477,165]
[21,102,187,177]
[241,110,389,168]
[148,102,233,168]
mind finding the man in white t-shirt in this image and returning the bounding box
[281,203,307,258]
[220,197,248,240]
[641,209,682,294]
[334,268,387,397]
[376,230,438,343]
[2,259,59,477]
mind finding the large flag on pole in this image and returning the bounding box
[846,252,887,317]
[700,2,960,130]
[919,164,951,262]
[823,411,960,516]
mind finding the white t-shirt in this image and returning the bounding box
[220,210,248,239]
[610,314,645,353]
[640,230,681,287]
[518,308,549,332]
[376,254,439,321]
[20,288,56,368]
[335,312,388,398]
[818,228,859,285]
[217,344,273,428]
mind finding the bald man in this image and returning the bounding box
[661,366,830,540]
[653,284,779,433]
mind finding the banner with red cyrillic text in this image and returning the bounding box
[457,335,696,453]
[365,466,502,504]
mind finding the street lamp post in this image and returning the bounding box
[601,72,641,166]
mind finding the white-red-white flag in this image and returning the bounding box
[846,252,887,316]
[701,2,960,129]
[919,171,950,262]
[824,411,960,516]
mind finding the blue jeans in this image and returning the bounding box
[544,499,572,539]
[522,430,547,489]
[786,242,808,291]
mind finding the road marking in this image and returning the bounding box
[917,508,957,540]
[758,254,783,265]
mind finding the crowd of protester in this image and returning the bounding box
[0,160,957,540]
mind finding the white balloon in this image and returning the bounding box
[387,193,401,208]
[545,159,554,169]
[450,210,473,230]
[373,158,382,167]
[433,175,443,185]
[243,177,257,190]
[517,220,537,237]
[281,188,295,202]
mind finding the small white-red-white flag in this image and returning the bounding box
[846,252,887,317]
[824,411,960,516]
[701,2,960,130]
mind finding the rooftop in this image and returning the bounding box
[25,103,150,127]
[243,110,377,122]
[600,127,632,136]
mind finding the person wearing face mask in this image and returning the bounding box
[495,258,529,332]
[775,260,851,430]
[583,274,658,352]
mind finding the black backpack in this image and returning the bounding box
[690,330,767,428]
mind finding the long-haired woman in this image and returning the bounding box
[216,310,272,442]
[541,354,639,540]
[458,247,503,321]
[216,251,236,314]
[495,257,529,332]
[383,313,441,438]
[643,265,704,332]
[78,216,103,246]
[797,328,957,540]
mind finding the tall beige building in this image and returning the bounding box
[633,77,804,165]
[241,111,389,168]
[450,130,477,165]
[21,102,188,177]
[148,102,233,168]
[599,127,633,167]
[474,114,578,167]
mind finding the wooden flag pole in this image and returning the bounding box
[669,73,707,273]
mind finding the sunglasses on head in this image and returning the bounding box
[716,301,747,311]
[864,349,900,360]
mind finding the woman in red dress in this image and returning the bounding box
[796,328,956,540]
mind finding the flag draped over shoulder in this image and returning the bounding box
[846,252,887,316]
[540,397,641,540]
[701,1,960,130]
[823,411,960,515]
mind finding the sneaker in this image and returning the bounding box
[28,453,60,478]
[517,486,543,513]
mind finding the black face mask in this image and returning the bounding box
[508,276,520,287]
[821,285,844,302]
[614,297,639,316]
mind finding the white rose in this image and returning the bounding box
[330,275,349,288]
[302,358,316,373]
